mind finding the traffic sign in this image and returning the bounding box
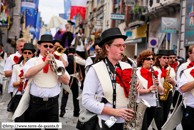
[148,37,159,48]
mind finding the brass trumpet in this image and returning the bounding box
[47,45,66,76]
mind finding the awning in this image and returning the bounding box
[125,37,146,44]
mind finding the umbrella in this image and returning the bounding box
[47,15,68,29]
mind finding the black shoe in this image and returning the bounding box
[60,110,65,117]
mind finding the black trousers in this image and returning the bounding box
[182,106,194,130]
[26,95,59,130]
[95,120,124,130]
[142,107,157,130]
[61,78,80,114]
[76,51,85,89]
[154,91,173,130]
[13,95,26,122]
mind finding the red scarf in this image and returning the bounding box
[190,69,194,77]
[187,62,194,68]
[170,62,178,71]
[140,68,158,89]
[13,56,20,63]
[42,57,49,73]
[54,55,60,60]
[18,70,28,92]
[161,68,168,78]
[116,68,132,98]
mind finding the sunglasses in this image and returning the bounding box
[43,45,54,49]
[112,44,127,48]
[23,52,32,55]
[169,57,175,59]
[162,57,169,59]
[146,58,155,61]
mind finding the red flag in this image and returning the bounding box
[70,0,87,20]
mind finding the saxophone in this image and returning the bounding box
[122,54,150,130]
[159,65,173,101]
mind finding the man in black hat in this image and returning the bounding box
[82,27,141,129]
[168,50,178,72]
[20,34,70,126]
[54,37,68,67]
[60,46,85,117]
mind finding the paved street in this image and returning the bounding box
[0,88,84,130]
[0,87,183,130]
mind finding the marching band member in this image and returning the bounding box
[168,50,178,72]
[60,47,85,117]
[4,38,27,97]
[53,37,68,67]
[85,39,101,73]
[11,43,35,122]
[153,50,176,130]
[12,34,70,126]
[177,44,194,129]
[136,50,163,130]
[82,28,141,130]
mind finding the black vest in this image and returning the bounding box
[66,54,79,75]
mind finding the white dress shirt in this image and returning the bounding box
[82,67,127,123]
[23,54,70,98]
[11,61,23,95]
[4,51,21,93]
[176,59,190,87]
[62,53,68,66]
[85,54,96,69]
[178,72,194,108]
[71,33,87,52]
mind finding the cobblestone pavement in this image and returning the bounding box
[0,88,182,130]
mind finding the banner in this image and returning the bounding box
[64,0,76,28]
[21,0,39,14]
[185,2,194,45]
[33,12,41,40]
[70,0,87,20]
[24,0,39,28]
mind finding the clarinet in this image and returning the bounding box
[22,58,29,94]
[150,65,161,109]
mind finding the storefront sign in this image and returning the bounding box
[148,37,159,48]
[110,13,125,20]
[0,15,10,29]
[185,2,194,46]
[161,17,177,33]
[125,0,135,6]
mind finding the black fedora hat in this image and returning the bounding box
[157,50,169,56]
[38,34,54,44]
[168,50,176,55]
[21,43,35,53]
[67,20,75,25]
[98,27,127,47]
[54,37,62,44]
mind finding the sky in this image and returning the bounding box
[38,0,64,36]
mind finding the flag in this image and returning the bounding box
[70,0,87,20]
[33,12,41,40]
[21,0,39,14]
[24,0,39,28]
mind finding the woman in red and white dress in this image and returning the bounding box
[136,50,163,130]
